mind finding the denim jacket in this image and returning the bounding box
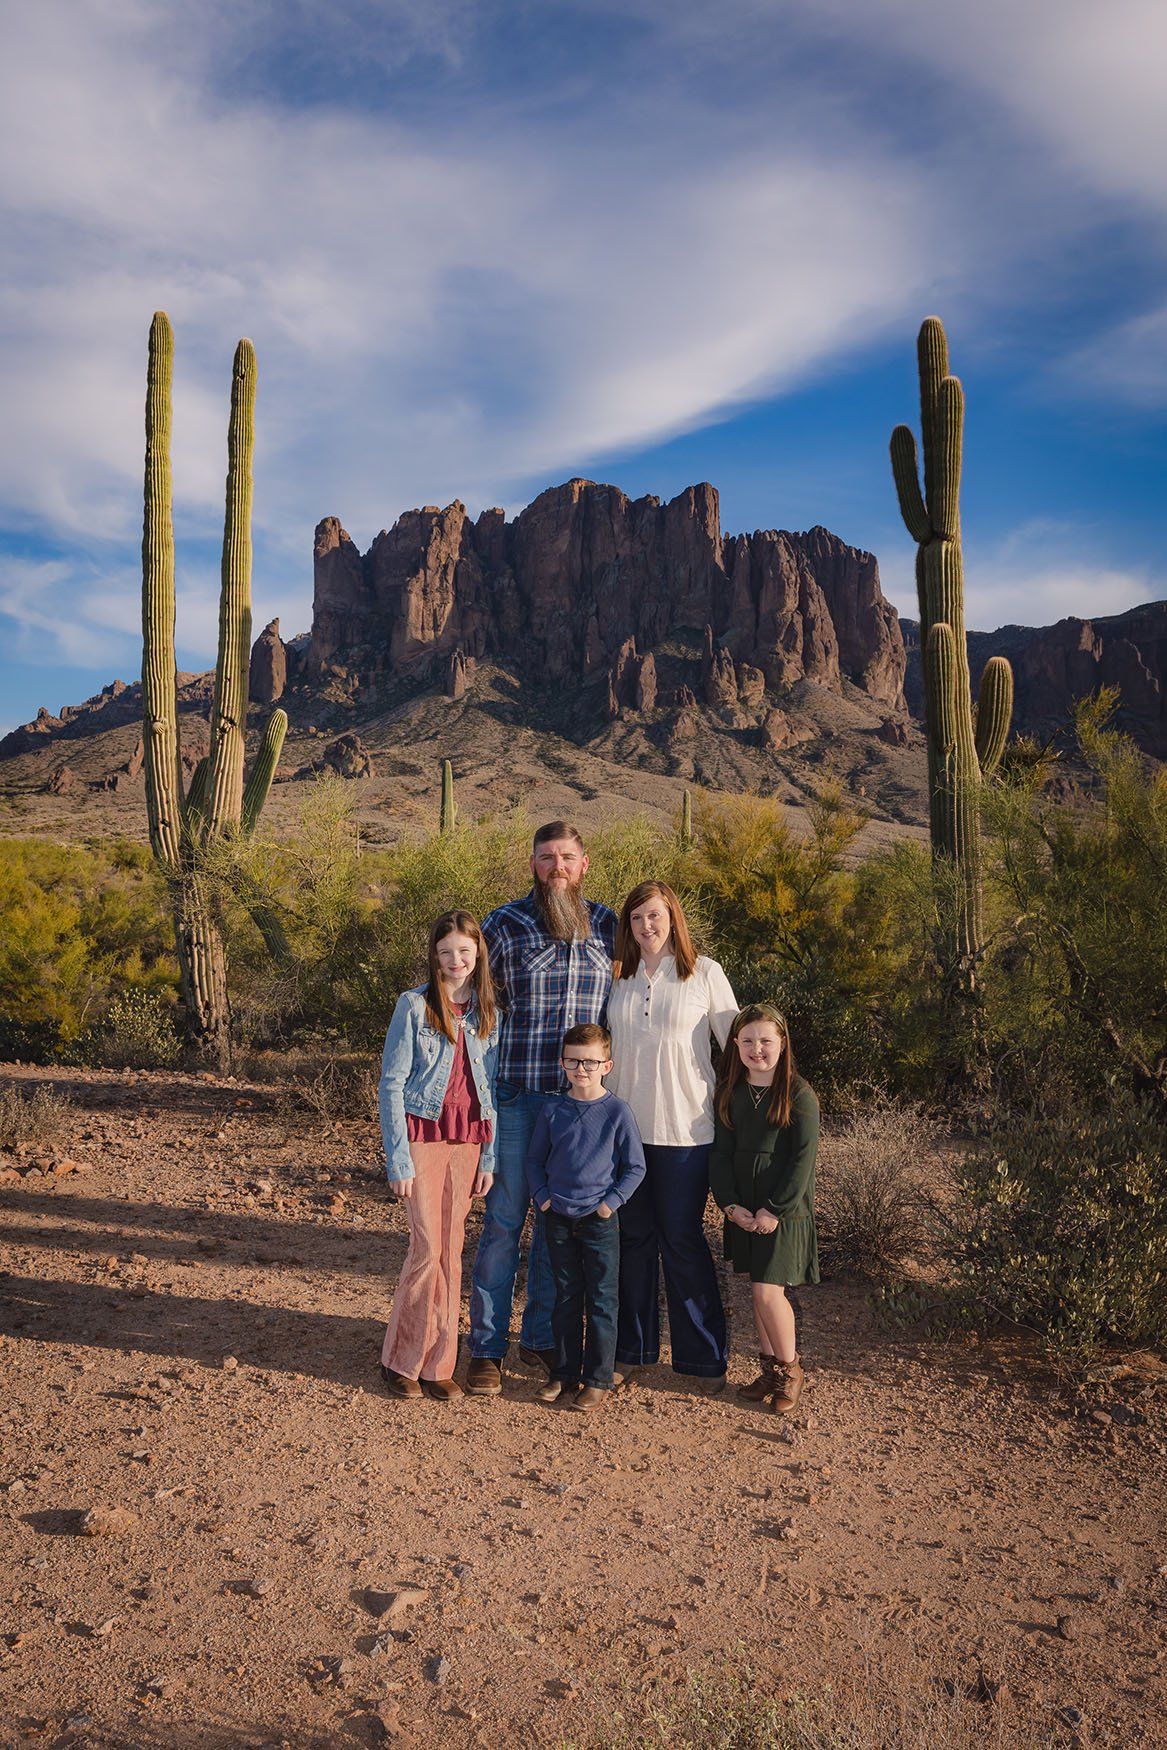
[378,986,498,1183]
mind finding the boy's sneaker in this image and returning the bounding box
[537,1378,577,1403]
[571,1386,607,1413]
[465,1357,503,1396]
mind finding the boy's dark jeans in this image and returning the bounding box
[544,1208,619,1389]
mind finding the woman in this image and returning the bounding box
[378,910,498,1402]
[605,880,737,1390]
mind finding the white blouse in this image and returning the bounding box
[606,954,738,1147]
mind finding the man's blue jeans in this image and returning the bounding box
[544,1207,620,1389]
[469,1083,556,1357]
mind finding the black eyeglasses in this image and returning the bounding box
[562,1057,607,1072]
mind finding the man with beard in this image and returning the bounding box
[465,822,617,1395]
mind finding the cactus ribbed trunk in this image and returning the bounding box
[141,314,183,874]
[176,881,231,1065]
[206,341,256,833]
[140,315,287,1071]
[440,759,455,834]
[891,317,1014,984]
[680,789,693,849]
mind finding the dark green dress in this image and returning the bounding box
[708,1078,820,1285]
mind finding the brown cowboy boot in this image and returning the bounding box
[737,1354,779,1402]
[768,1354,804,1414]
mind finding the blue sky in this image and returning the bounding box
[2,0,1165,735]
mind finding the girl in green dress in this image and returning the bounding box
[709,1003,819,1414]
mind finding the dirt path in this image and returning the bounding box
[1,1067,1165,1749]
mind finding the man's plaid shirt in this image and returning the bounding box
[481,890,617,1094]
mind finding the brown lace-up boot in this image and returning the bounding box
[768,1354,804,1414]
[737,1354,778,1402]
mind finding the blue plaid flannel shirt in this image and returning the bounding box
[481,890,617,1094]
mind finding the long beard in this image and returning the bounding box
[536,877,590,942]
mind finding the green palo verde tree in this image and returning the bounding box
[890,316,1013,988]
[141,312,287,1067]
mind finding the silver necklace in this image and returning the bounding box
[747,1084,768,1108]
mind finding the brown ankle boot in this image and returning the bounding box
[737,1354,778,1402]
[768,1355,804,1414]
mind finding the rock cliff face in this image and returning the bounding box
[902,601,1167,757]
[306,479,907,711]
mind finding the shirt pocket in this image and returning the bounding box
[582,940,611,976]
[520,941,562,1002]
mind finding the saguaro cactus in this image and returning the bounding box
[890,317,1013,979]
[440,759,456,834]
[680,789,693,849]
[142,313,288,1066]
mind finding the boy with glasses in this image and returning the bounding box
[524,1024,645,1411]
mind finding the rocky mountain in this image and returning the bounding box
[300,478,906,714]
[902,600,1167,758]
[4,474,1164,847]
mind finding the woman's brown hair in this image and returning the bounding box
[715,1003,796,1128]
[613,880,697,980]
[424,910,496,1041]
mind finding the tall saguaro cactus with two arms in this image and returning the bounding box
[890,317,1013,982]
[142,313,287,1066]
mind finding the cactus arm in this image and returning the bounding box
[931,377,963,541]
[206,339,257,833]
[440,758,455,833]
[891,425,930,543]
[974,656,1014,777]
[242,709,288,835]
[141,311,184,873]
[918,316,949,517]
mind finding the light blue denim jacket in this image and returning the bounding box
[378,986,498,1183]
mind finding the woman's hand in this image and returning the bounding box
[727,1205,757,1232]
[473,1170,494,1197]
[390,1178,414,1201]
[752,1209,778,1235]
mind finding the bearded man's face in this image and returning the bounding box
[531,838,590,941]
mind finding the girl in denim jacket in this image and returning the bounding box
[379,910,499,1401]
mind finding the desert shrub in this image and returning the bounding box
[0,838,176,1056]
[595,1656,1038,1748]
[684,789,900,1102]
[950,1093,1167,1350]
[979,692,1167,1116]
[0,1082,73,1149]
[816,1103,948,1280]
[78,988,183,1070]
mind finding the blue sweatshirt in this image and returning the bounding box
[524,1092,646,1218]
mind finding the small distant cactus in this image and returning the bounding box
[141,313,287,1066]
[680,789,693,848]
[891,317,1013,980]
[440,759,456,834]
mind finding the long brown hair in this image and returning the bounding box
[715,1003,796,1128]
[424,910,496,1041]
[613,880,697,980]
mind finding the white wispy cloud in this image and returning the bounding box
[0,0,1163,708]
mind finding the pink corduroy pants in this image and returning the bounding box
[381,1139,481,1382]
